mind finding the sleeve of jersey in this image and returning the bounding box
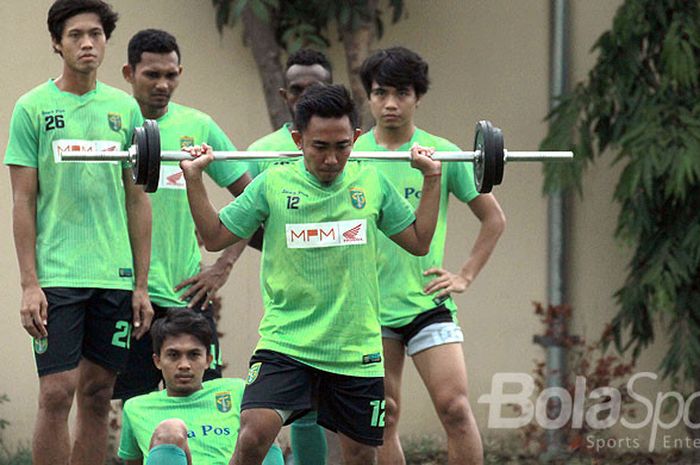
[218,173,269,239]
[204,118,248,188]
[117,403,143,461]
[124,102,145,170]
[446,144,479,203]
[4,103,39,168]
[377,172,416,237]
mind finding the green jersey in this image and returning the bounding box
[246,123,298,178]
[219,159,415,377]
[4,80,143,289]
[354,128,479,327]
[148,102,246,307]
[119,378,244,464]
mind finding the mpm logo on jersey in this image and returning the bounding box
[215,391,232,413]
[107,113,122,132]
[286,220,367,249]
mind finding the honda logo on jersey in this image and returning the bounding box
[54,140,120,164]
[286,220,367,248]
[159,164,186,189]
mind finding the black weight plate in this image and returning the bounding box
[473,120,495,193]
[131,126,149,185]
[144,119,161,193]
[492,126,505,186]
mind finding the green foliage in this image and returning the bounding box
[211,0,406,52]
[542,0,700,384]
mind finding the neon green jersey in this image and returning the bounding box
[219,159,415,376]
[246,123,299,178]
[353,128,479,327]
[119,378,244,464]
[4,80,143,289]
[148,102,246,307]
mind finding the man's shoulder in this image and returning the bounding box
[203,377,245,393]
[414,128,460,151]
[96,81,135,100]
[248,124,294,151]
[14,81,54,108]
[168,102,216,125]
[122,389,167,413]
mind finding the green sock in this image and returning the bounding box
[146,444,187,465]
[291,411,327,465]
[262,443,285,465]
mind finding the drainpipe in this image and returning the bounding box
[544,0,571,458]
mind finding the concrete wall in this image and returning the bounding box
[0,0,679,453]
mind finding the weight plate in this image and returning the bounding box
[144,119,161,193]
[131,126,149,185]
[473,120,495,193]
[492,126,505,186]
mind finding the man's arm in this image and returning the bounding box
[123,169,154,339]
[180,145,242,252]
[9,166,48,338]
[175,173,253,309]
[423,193,506,298]
[389,145,442,256]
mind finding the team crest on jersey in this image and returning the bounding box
[349,188,366,209]
[246,362,262,385]
[107,113,122,131]
[33,337,48,354]
[215,392,232,413]
[180,136,194,148]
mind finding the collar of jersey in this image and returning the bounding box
[297,156,347,188]
[369,127,423,151]
[49,79,100,101]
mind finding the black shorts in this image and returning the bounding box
[385,304,453,342]
[34,288,133,377]
[242,350,385,446]
[112,303,222,401]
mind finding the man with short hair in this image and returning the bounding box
[4,1,153,464]
[113,28,252,401]
[247,48,333,177]
[118,310,284,465]
[181,84,443,465]
[246,48,333,465]
[356,46,506,465]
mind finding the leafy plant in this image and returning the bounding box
[541,0,700,386]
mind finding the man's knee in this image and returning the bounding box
[436,394,474,432]
[77,381,114,417]
[38,377,76,415]
[384,395,400,429]
[151,419,189,450]
[342,442,377,465]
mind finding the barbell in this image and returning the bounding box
[60,119,572,193]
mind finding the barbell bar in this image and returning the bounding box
[60,119,573,193]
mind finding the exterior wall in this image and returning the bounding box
[0,0,676,451]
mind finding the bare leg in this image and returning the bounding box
[71,358,117,465]
[376,338,406,465]
[230,408,283,465]
[338,432,376,465]
[413,343,483,465]
[33,368,79,465]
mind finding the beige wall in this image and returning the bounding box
[0,0,679,451]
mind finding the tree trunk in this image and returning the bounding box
[241,6,291,130]
[338,1,378,131]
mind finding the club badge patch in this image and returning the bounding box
[34,337,48,354]
[107,113,122,132]
[246,362,262,385]
[349,188,366,209]
[215,391,232,413]
[180,136,194,149]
